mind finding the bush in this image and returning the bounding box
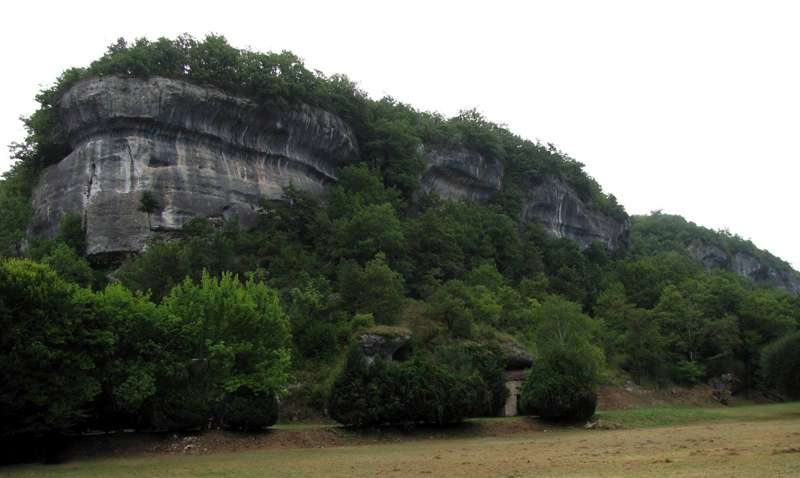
[328,346,486,427]
[217,387,279,431]
[0,259,112,438]
[520,348,598,421]
[434,343,508,415]
[761,332,800,399]
[155,271,292,430]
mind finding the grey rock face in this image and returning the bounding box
[521,176,629,249]
[420,147,503,202]
[30,76,358,256]
[688,242,729,270]
[419,148,628,249]
[357,327,413,365]
[31,75,628,256]
[689,242,800,294]
[498,337,534,371]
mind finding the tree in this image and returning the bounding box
[138,191,161,230]
[533,296,601,358]
[89,284,170,429]
[333,203,406,264]
[0,259,112,438]
[58,213,87,256]
[40,243,94,287]
[761,332,800,399]
[116,240,188,301]
[520,347,598,421]
[158,271,292,429]
[337,253,405,324]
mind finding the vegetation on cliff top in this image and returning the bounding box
[0,35,798,444]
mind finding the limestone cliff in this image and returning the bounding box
[420,147,503,202]
[419,148,628,249]
[30,76,358,256]
[688,242,800,294]
[520,176,629,249]
[30,76,628,256]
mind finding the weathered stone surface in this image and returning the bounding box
[498,337,534,371]
[521,176,629,249]
[357,327,412,365]
[30,76,358,256]
[419,148,628,250]
[420,147,503,202]
[689,242,800,294]
[688,242,729,270]
[30,75,630,256]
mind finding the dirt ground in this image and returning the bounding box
[3,408,799,477]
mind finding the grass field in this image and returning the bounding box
[2,403,799,477]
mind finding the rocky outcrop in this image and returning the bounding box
[420,148,628,249]
[498,337,534,371]
[521,176,629,249]
[420,147,503,202]
[30,76,358,256]
[356,327,413,365]
[30,75,628,256]
[688,242,800,294]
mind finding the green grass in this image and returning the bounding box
[2,403,799,477]
[596,402,800,428]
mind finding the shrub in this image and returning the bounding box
[328,346,486,427]
[434,343,508,415]
[0,259,112,438]
[520,348,598,421]
[156,271,292,429]
[761,332,800,399]
[217,387,279,431]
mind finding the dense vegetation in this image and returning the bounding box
[631,212,800,288]
[0,35,799,445]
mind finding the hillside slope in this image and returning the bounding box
[631,213,800,293]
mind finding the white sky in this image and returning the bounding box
[1,0,798,268]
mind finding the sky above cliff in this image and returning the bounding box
[1,0,798,268]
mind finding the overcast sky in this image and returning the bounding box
[2,0,798,267]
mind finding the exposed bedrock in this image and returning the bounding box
[420,148,629,249]
[688,242,800,294]
[30,75,628,256]
[520,176,629,250]
[420,147,503,202]
[30,76,358,256]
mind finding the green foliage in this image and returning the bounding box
[5,34,800,434]
[337,253,405,325]
[58,213,87,256]
[328,347,486,427]
[520,347,598,421]
[40,243,94,287]
[433,343,509,415]
[0,260,111,437]
[89,284,169,428]
[631,212,799,287]
[116,240,189,301]
[216,387,279,431]
[333,203,406,264]
[760,332,800,399]
[157,271,291,429]
[138,191,161,229]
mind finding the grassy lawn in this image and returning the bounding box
[2,402,799,478]
[596,402,800,428]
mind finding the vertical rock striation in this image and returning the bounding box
[30,76,358,256]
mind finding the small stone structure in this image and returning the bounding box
[498,338,534,416]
